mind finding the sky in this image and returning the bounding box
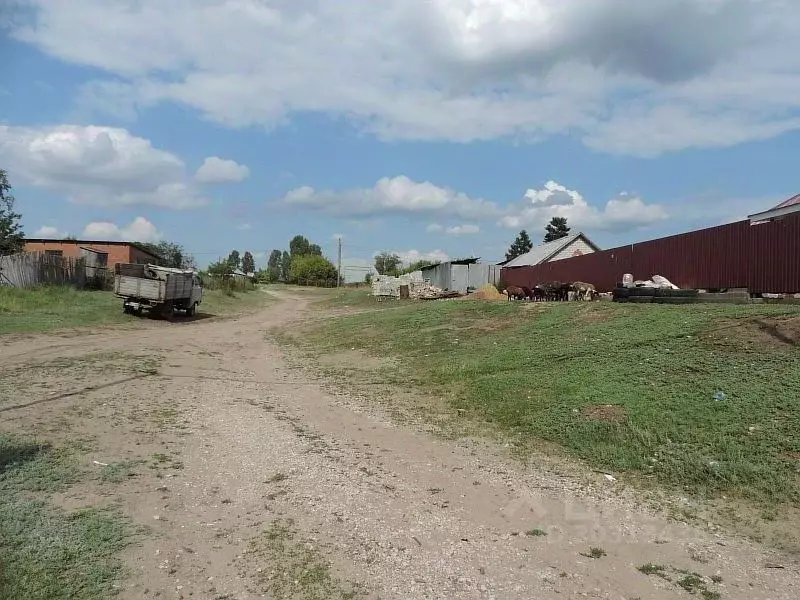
[1,0,799,281]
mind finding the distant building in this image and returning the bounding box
[748,194,800,224]
[499,232,600,268]
[23,239,161,267]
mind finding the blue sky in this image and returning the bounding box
[2,1,798,280]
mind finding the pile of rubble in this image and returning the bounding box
[371,274,463,300]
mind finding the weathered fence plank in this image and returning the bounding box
[0,252,87,288]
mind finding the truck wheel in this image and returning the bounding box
[123,303,132,315]
[186,303,196,317]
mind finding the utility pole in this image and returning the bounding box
[337,236,342,288]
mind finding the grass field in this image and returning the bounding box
[0,435,132,600]
[0,285,270,335]
[300,293,800,508]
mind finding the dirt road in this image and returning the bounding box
[2,290,798,599]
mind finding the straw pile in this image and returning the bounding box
[471,284,506,301]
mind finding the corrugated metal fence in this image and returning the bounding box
[422,262,500,293]
[502,213,800,294]
[0,252,87,288]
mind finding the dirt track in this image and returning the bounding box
[2,290,799,599]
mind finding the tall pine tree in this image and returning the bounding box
[0,169,24,256]
[543,217,570,243]
[504,230,533,261]
[241,251,255,275]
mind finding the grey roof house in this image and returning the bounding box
[500,232,600,268]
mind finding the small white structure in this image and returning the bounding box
[372,271,424,297]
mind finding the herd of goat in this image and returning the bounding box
[504,281,597,302]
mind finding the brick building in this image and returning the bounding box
[23,239,161,267]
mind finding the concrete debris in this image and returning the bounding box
[372,272,463,300]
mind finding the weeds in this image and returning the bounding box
[525,528,548,537]
[266,472,288,484]
[0,435,132,599]
[582,547,606,559]
[250,518,366,599]
[100,460,143,484]
[638,563,723,598]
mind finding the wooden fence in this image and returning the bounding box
[0,252,87,288]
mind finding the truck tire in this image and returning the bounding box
[186,303,197,317]
[628,287,656,297]
[159,301,174,320]
[653,288,699,298]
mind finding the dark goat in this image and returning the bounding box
[532,285,547,302]
[520,286,535,301]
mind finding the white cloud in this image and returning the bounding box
[82,216,162,242]
[14,0,800,155]
[0,124,207,209]
[236,223,253,230]
[279,176,498,220]
[500,180,668,232]
[395,249,449,267]
[195,156,249,184]
[278,174,665,232]
[33,225,67,238]
[446,224,480,235]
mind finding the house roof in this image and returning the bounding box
[748,194,800,223]
[419,257,480,270]
[25,238,162,260]
[501,232,599,268]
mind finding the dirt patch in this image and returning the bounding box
[575,306,613,324]
[471,317,514,333]
[705,316,800,350]
[581,404,628,424]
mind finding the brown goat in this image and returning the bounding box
[505,285,527,301]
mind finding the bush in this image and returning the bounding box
[289,255,338,287]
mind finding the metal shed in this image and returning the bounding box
[420,259,500,293]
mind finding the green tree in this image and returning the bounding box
[137,241,193,269]
[241,250,255,275]
[374,251,402,276]
[504,230,533,262]
[543,217,570,243]
[280,251,292,282]
[290,254,338,287]
[364,273,373,285]
[226,250,241,270]
[404,259,436,273]
[266,249,282,283]
[207,259,233,277]
[0,169,24,256]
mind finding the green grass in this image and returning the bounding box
[0,285,271,335]
[300,300,800,507]
[0,286,130,334]
[313,287,410,311]
[0,435,132,599]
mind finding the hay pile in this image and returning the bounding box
[472,284,506,301]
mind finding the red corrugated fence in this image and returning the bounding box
[501,213,800,294]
